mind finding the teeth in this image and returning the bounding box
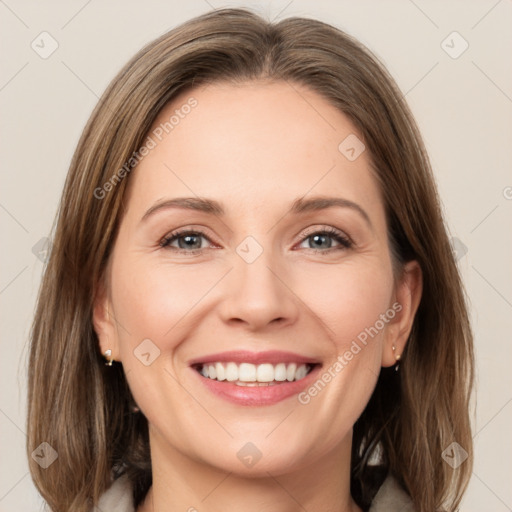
[235,381,277,387]
[295,364,308,380]
[274,363,287,381]
[286,363,297,382]
[215,362,226,381]
[198,362,312,383]
[256,363,274,382]
[226,362,238,382]
[239,362,257,382]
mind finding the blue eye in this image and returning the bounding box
[298,227,353,252]
[160,226,353,254]
[160,229,210,253]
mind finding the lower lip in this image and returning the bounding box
[192,365,322,406]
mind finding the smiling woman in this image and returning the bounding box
[26,7,474,512]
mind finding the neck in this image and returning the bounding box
[137,425,362,512]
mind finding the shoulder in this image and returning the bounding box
[368,474,415,512]
[96,473,135,512]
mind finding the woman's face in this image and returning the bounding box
[95,80,419,476]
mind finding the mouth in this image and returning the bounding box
[189,350,322,406]
[193,361,316,386]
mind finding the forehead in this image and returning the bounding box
[125,80,383,220]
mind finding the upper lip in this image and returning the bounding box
[188,350,321,366]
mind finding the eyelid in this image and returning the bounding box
[295,225,354,251]
[298,225,353,243]
[159,226,217,250]
[160,224,354,254]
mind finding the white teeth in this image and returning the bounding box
[225,362,238,381]
[235,381,277,387]
[274,363,287,381]
[256,363,274,382]
[286,363,297,382]
[198,362,312,383]
[215,362,226,381]
[239,363,257,382]
[295,364,308,380]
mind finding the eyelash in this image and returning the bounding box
[159,226,353,255]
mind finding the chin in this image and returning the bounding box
[188,435,315,477]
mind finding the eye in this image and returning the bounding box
[297,227,353,253]
[159,226,353,255]
[160,229,214,254]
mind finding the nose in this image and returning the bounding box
[217,244,299,332]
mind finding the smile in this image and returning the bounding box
[189,350,321,406]
[196,362,313,385]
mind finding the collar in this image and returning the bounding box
[368,475,415,511]
[97,473,415,512]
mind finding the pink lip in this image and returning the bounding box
[188,350,320,366]
[191,362,322,407]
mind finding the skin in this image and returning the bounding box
[94,80,422,512]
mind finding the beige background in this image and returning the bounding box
[1,0,511,510]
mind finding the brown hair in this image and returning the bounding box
[27,8,474,512]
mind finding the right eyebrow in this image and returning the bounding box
[141,197,224,222]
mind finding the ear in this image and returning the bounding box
[381,260,423,367]
[92,276,120,362]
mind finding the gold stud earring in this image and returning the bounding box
[103,304,115,366]
[104,349,114,366]
[392,345,401,372]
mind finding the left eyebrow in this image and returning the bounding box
[140,195,373,229]
[289,196,372,229]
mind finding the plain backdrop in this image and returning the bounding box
[1,1,511,510]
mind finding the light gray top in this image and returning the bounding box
[95,472,415,511]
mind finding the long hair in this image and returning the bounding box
[27,8,474,512]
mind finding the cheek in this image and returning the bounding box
[110,254,222,351]
[108,255,218,421]
[293,260,394,355]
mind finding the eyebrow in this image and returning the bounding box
[141,195,372,228]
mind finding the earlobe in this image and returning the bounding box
[92,279,119,363]
[382,260,423,367]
